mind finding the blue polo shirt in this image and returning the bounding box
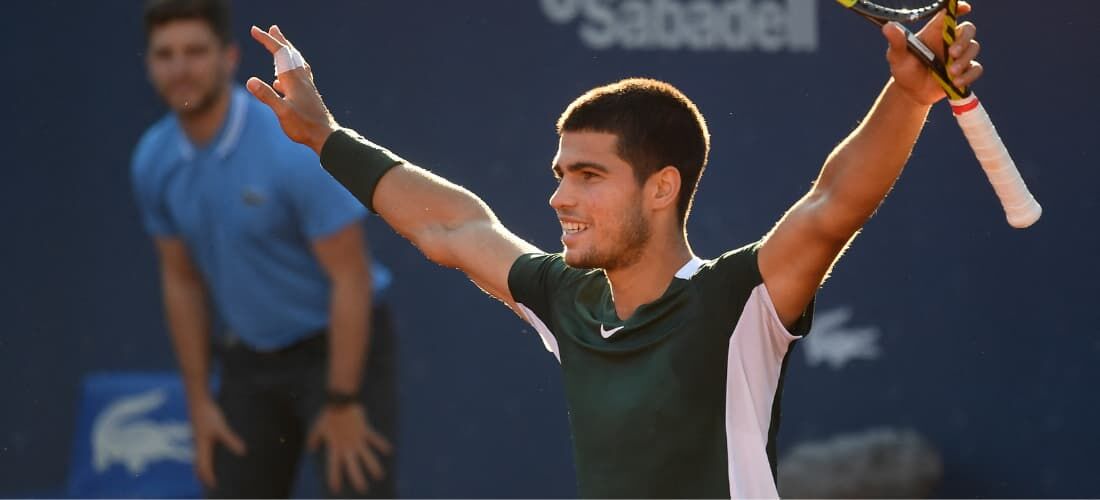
[131,86,391,351]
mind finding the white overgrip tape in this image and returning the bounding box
[274,45,306,75]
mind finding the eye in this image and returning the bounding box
[581,171,599,181]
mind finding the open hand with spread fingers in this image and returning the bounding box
[246,25,339,154]
[308,403,393,495]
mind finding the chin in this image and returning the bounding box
[561,247,578,266]
[165,97,194,113]
[562,247,602,270]
[179,95,204,109]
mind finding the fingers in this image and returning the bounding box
[323,444,372,494]
[325,446,383,494]
[193,425,247,488]
[919,2,971,47]
[246,77,286,114]
[938,1,971,22]
[195,437,216,488]
[950,39,979,77]
[250,25,284,54]
[269,25,292,47]
[311,409,391,495]
[881,21,906,47]
[326,441,342,493]
[953,60,984,88]
[947,21,979,87]
[342,450,370,493]
[218,426,248,456]
[881,22,910,64]
[949,22,977,60]
[367,429,394,455]
[358,445,386,482]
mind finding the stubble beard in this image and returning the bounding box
[567,204,651,272]
[170,68,228,119]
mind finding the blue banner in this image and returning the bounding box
[66,373,201,499]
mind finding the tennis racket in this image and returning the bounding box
[837,0,1041,228]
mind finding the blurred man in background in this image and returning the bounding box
[130,0,397,497]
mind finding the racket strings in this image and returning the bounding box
[855,0,946,22]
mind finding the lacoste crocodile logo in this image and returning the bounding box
[92,389,193,474]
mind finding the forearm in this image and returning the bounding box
[326,274,371,395]
[321,129,498,268]
[161,277,213,406]
[811,78,932,238]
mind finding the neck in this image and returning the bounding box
[605,227,694,321]
[178,83,232,147]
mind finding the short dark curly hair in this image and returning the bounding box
[557,78,711,225]
[143,0,232,45]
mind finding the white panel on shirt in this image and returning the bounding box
[517,303,561,363]
[725,283,801,499]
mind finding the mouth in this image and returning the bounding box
[561,221,590,235]
[166,80,201,96]
[560,220,590,246]
[168,79,196,91]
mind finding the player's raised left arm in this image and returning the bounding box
[244,25,540,316]
[758,6,983,327]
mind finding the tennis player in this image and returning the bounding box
[244,5,982,497]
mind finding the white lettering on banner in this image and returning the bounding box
[92,389,193,474]
[539,0,817,52]
[803,308,882,370]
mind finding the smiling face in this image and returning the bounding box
[146,18,237,116]
[550,130,653,271]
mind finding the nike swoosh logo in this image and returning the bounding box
[600,324,625,339]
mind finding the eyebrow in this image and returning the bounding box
[551,161,611,177]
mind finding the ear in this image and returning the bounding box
[647,165,681,213]
[224,42,241,73]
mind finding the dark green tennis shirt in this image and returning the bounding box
[508,242,813,498]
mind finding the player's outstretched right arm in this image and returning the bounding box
[245,25,539,311]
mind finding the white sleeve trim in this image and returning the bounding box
[516,303,561,363]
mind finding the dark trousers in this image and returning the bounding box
[207,306,397,499]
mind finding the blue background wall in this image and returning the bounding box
[2,0,1098,497]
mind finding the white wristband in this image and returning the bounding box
[273,45,306,75]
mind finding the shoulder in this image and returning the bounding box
[131,115,177,178]
[692,240,764,290]
[509,252,602,327]
[509,252,595,297]
[131,115,183,200]
[511,252,591,282]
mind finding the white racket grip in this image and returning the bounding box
[949,94,1041,228]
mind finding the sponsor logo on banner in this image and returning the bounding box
[92,388,193,474]
[540,0,818,52]
[804,308,882,370]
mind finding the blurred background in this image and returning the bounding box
[2,0,1098,497]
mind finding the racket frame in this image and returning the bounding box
[835,0,1042,228]
[840,0,967,99]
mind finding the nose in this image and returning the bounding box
[549,181,576,212]
[162,55,188,79]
